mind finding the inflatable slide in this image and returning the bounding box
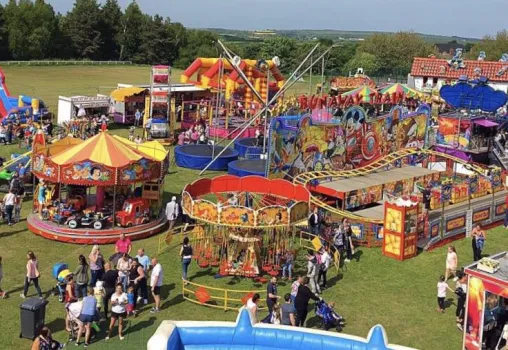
[147,307,415,350]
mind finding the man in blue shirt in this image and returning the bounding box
[134,109,142,127]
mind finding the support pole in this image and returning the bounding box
[263,69,270,154]
[112,185,117,227]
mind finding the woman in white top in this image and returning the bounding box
[106,284,128,340]
[3,189,16,226]
[116,253,130,291]
[445,246,458,281]
[246,293,260,323]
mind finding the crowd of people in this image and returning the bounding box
[17,233,164,349]
[177,122,209,146]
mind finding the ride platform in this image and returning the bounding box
[27,213,168,244]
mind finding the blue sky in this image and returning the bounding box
[2,0,506,38]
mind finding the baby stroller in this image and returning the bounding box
[52,263,71,302]
[315,300,345,332]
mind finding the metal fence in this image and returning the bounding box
[1,61,133,66]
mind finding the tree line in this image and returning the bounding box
[0,0,505,77]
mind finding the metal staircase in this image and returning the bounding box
[492,140,508,170]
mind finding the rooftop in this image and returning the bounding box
[410,57,508,82]
[465,251,508,286]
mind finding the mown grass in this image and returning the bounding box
[0,65,505,350]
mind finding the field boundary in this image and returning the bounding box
[2,60,134,66]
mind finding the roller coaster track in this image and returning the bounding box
[293,148,489,224]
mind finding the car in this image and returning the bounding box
[66,212,110,230]
[149,119,169,139]
[115,198,150,227]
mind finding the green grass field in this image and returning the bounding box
[0,65,504,350]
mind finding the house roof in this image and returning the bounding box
[435,43,465,53]
[410,57,508,82]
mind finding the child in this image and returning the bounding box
[0,256,5,298]
[14,195,21,223]
[437,275,454,313]
[271,304,281,325]
[126,285,135,317]
[94,281,105,318]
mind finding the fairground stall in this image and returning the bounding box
[29,132,169,244]
[110,87,147,124]
[463,252,508,350]
[57,95,111,125]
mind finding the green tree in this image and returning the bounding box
[119,1,144,61]
[100,0,122,60]
[260,36,298,73]
[63,0,103,59]
[344,52,380,75]
[175,29,218,68]
[29,0,60,58]
[4,0,31,59]
[358,32,435,75]
[468,31,508,61]
[0,3,9,60]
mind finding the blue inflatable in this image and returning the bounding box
[228,159,267,177]
[234,138,263,158]
[148,308,415,350]
[174,144,239,171]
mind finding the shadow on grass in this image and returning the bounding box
[161,293,185,309]
[125,316,156,335]
[305,315,322,329]
[161,283,176,299]
[0,228,27,238]
[45,317,67,333]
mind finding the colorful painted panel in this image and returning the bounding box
[445,215,466,231]
[119,158,160,183]
[61,161,113,185]
[257,206,288,226]
[436,117,471,150]
[465,277,485,350]
[289,201,309,223]
[192,200,218,223]
[267,105,430,179]
[182,191,193,215]
[32,154,58,181]
[384,233,401,256]
[345,185,382,210]
[472,208,490,223]
[495,203,505,216]
[385,208,402,234]
[350,223,364,239]
[220,206,255,226]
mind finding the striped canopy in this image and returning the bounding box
[33,132,163,186]
[343,85,378,103]
[379,83,423,98]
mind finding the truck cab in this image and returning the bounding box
[115,198,150,227]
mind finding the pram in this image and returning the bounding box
[52,263,71,302]
[315,300,345,332]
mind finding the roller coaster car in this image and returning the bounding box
[115,198,150,227]
[66,211,110,230]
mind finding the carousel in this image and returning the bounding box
[181,175,310,277]
[28,131,169,244]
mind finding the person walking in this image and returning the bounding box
[165,196,179,230]
[3,189,16,226]
[101,262,118,320]
[89,245,104,288]
[116,253,130,292]
[290,276,303,303]
[445,246,458,281]
[318,246,331,289]
[106,284,127,341]
[76,287,97,348]
[135,248,150,304]
[134,109,142,127]
[180,237,193,282]
[150,257,163,313]
[471,224,486,261]
[308,207,320,236]
[21,251,43,299]
[74,254,89,299]
[343,219,354,263]
[306,250,320,294]
[294,277,320,327]
[455,272,468,331]
[266,277,281,313]
[281,293,296,326]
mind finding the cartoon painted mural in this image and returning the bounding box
[220,206,256,226]
[192,200,218,223]
[289,201,309,223]
[345,185,383,210]
[257,206,289,226]
[436,117,471,150]
[61,161,112,184]
[120,158,160,183]
[32,154,58,180]
[267,104,430,179]
[182,191,193,215]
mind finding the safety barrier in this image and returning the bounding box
[157,224,204,255]
[182,280,267,312]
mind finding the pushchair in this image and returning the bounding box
[315,300,345,332]
[52,263,71,302]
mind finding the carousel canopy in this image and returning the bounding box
[33,132,163,186]
[112,135,168,162]
[110,87,147,102]
[379,83,423,98]
[343,85,378,103]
